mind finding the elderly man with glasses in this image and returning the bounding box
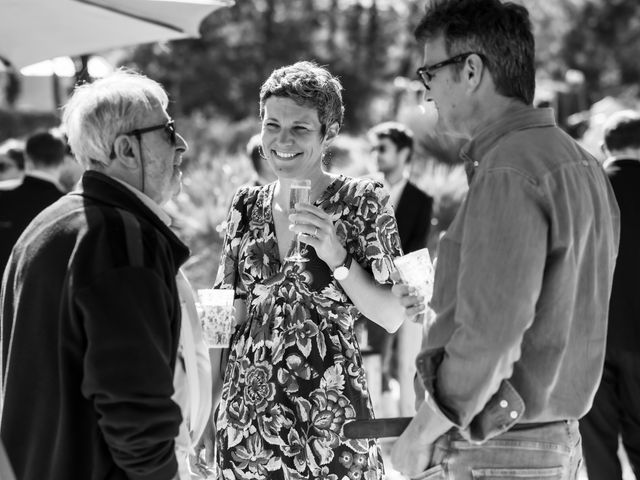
[390,1,620,479]
[1,70,193,480]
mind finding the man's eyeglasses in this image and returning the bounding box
[110,120,177,159]
[416,52,483,89]
[125,120,177,145]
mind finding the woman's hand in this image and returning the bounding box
[390,270,427,323]
[289,203,346,269]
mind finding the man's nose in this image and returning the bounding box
[176,133,188,153]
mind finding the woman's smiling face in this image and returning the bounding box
[261,96,328,179]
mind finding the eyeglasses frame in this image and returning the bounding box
[416,52,485,90]
[109,120,177,160]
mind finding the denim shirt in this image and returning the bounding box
[416,106,620,443]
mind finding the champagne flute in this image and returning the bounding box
[285,179,311,263]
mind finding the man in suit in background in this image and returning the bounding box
[0,130,65,275]
[366,121,433,413]
[579,110,640,479]
[369,121,433,253]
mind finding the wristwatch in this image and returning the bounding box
[332,252,353,281]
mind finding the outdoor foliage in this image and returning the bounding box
[124,0,421,133]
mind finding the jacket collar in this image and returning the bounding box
[74,170,190,268]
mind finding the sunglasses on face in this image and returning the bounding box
[109,120,177,159]
[416,52,484,90]
[371,145,388,154]
[0,162,16,173]
[125,119,177,145]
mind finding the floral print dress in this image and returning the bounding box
[214,175,402,480]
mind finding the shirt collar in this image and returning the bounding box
[459,106,557,180]
[111,177,172,226]
[603,155,640,169]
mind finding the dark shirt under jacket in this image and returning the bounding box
[604,157,640,353]
[395,181,433,254]
[0,175,64,275]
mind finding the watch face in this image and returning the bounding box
[333,266,349,281]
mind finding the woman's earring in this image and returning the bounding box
[322,150,332,167]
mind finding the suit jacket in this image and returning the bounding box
[0,175,64,275]
[394,180,433,254]
[604,157,640,352]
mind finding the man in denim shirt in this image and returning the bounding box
[390,1,620,478]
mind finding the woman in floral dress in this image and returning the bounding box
[213,61,406,480]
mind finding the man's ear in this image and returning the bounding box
[465,53,485,91]
[399,146,411,165]
[111,135,138,169]
[324,122,340,144]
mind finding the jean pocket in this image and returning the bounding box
[471,466,565,479]
[411,464,446,480]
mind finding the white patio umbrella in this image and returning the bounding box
[0,0,233,69]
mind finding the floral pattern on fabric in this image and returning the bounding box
[215,176,402,480]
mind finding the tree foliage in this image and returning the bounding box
[562,0,640,100]
[123,0,417,132]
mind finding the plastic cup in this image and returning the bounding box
[393,248,435,328]
[196,289,235,348]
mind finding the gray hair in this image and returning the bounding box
[61,69,169,169]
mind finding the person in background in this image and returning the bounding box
[369,121,433,253]
[213,61,405,479]
[0,130,65,275]
[1,70,191,480]
[246,132,277,186]
[0,139,25,189]
[366,121,433,404]
[579,110,640,480]
[390,1,619,479]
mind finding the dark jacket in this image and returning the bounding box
[394,181,433,254]
[1,171,189,480]
[0,175,64,275]
[604,157,640,352]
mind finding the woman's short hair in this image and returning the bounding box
[61,69,169,169]
[259,61,344,136]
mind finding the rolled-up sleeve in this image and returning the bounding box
[423,168,547,434]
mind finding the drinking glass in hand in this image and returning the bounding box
[285,179,311,263]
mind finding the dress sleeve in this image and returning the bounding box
[214,187,250,299]
[353,180,403,285]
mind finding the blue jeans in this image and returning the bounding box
[412,420,583,479]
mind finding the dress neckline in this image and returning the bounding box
[262,175,345,268]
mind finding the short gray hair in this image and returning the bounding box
[62,69,169,169]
